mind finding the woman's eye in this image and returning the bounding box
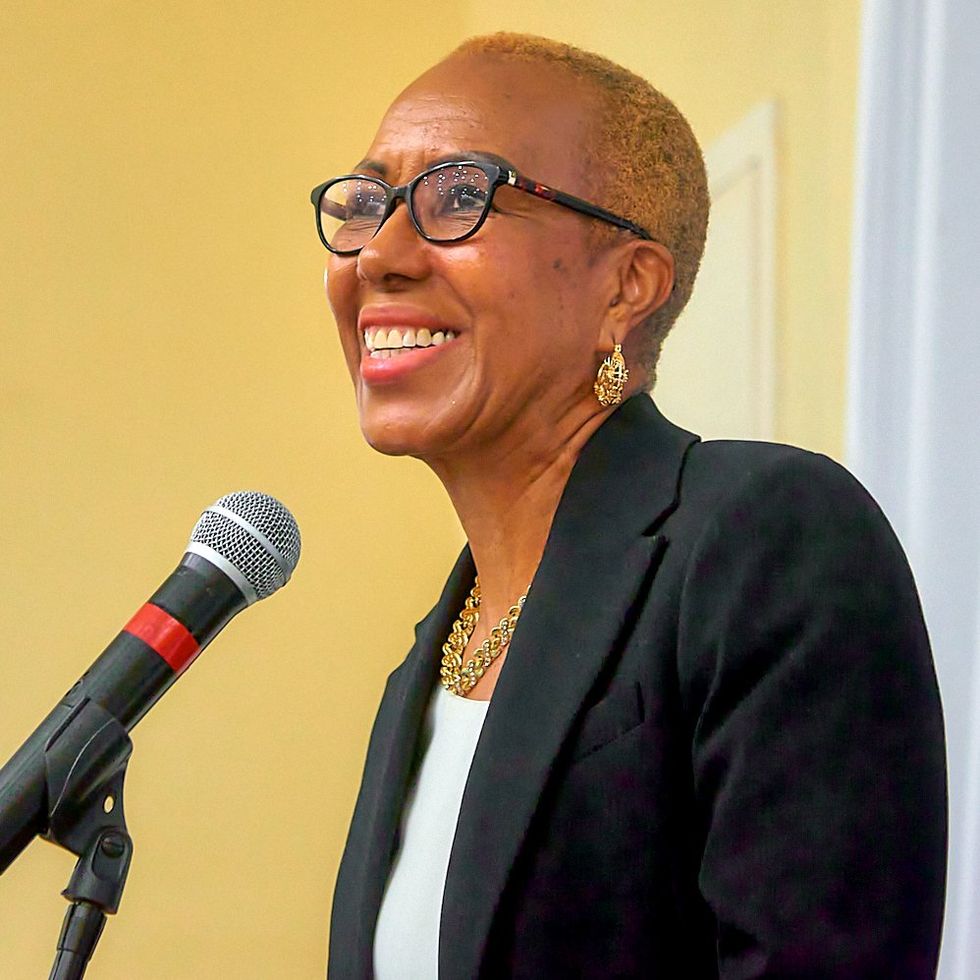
[445,184,488,212]
[339,180,387,220]
[349,197,386,219]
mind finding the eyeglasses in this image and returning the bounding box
[310,159,652,255]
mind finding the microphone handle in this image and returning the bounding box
[0,554,246,873]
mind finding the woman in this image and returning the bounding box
[318,34,947,979]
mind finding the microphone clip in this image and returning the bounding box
[41,696,134,979]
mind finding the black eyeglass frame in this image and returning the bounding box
[309,160,653,255]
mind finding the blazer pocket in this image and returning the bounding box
[569,681,646,762]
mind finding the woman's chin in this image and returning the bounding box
[361,429,417,458]
[357,407,444,460]
[355,384,476,461]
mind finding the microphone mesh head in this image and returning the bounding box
[189,492,301,601]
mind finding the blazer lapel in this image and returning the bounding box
[439,396,698,979]
[345,548,475,977]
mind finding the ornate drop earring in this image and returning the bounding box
[594,344,629,407]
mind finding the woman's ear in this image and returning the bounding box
[598,240,674,348]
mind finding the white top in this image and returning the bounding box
[373,685,489,980]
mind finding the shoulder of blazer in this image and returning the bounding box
[676,437,898,539]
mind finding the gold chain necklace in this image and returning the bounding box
[440,578,526,697]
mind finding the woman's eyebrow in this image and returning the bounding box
[429,150,519,172]
[352,151,521,180]
[353,158,387,176]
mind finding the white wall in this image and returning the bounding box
[847,2,980,976]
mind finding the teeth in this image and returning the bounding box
[363,326,458,351]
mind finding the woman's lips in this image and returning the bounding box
[357,304,456,332]
[356,306,461,385]
[358,329,460,385]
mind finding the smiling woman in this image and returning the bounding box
[318,32,947,980]
[323,44,676,467]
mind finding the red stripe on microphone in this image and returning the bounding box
[123,604,200,673]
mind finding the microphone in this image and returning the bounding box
[0,491,301,874]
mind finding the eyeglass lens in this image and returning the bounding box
[318,163,493,251]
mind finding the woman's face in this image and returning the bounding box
[325,55,618,464]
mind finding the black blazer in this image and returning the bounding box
[329,395,947,979]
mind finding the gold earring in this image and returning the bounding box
[594,344,629,407]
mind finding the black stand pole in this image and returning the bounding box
[40,700,135,980]
[50,900,107,980]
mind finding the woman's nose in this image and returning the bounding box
[356,200,430,286]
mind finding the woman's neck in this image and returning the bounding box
[426,405,608,627]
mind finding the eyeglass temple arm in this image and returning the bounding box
[505,171,653,240]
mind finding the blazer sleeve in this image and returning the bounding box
[677,450,947,978]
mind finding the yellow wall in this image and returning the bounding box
[0,2,858,975]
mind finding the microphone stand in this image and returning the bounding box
[39,697,135,979]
